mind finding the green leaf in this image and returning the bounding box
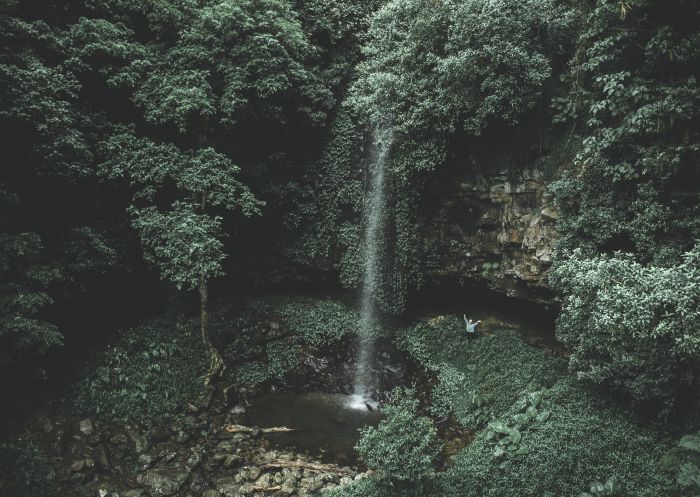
[680,434,700,453]
[536,410,551,422]
[507,428,522,444]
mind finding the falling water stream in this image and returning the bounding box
[350,133,391,409]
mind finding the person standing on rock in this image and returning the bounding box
[464,315,481,335]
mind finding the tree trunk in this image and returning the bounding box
[200,192,224,384]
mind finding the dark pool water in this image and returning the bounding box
[246,392,381,466]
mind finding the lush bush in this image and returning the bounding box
[438,380,680,497]
[550,246,700,413]
[324,476,387,497]
[231,341,300,387]
[73,319,207,423]
[430,364,469,419]
[277,298,360,348]
[356,388,441,485]
[0,441,53,497]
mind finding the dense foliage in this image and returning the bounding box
[73,318,207,423]
[2,0,700,494]
[440,379,677,497]
[356,387,441,485]
[550,247,700,413]
[549,0,700,414]
[396,317,562,427]
[0,0,378,381]
[332,320,683,497]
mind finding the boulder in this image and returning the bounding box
[141,467,191,497]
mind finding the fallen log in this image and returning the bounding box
[262,459,353,474]
[253,485,282,492]
[225,424,295,434]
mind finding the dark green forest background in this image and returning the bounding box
[1,0,699,493]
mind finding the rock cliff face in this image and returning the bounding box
[422,159,561,304]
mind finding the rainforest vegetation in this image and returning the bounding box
[1,0,699,496]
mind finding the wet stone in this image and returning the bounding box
[141,467,190,497]
[214,476,240,497]
[110,433,128,446]
[223,454,242,469]
[148,426,171,444]
[123,490,145,497]
[254,473,274,487]
[39,416,54,434]
[79,418,94,436]
[280,480,296,496]
[138,453,155,469]
[70,459,86,472]
[238,482,255,496]
[244,466,262,481]
[174,430,189,444]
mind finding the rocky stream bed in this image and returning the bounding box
[26,389,371,497]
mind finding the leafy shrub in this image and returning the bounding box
[430,365,467,419]
[550,0,700,265]
[550,246,700,413]
[356,388,441,485]
[324,476,387,497]
[232,341,300,387]
[549,0,700,420]
[661,431,700,496]
[0,441,53,497]
[277,299,360,348]
[479,390,551,462]
[73,318,207,423]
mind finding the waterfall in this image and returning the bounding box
[350,132,391,409]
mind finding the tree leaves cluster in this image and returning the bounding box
[356,387,441,485]
[550,246,700,414]
[295,0,581,313]
[549,0,700,414]
[0,0,373,377]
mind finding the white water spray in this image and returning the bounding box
[350,133,391,410]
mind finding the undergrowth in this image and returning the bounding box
[396,316,563,426]
[331,313,683,497]
[73,318,207,424]
[0,441,54,497]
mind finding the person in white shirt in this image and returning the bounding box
[464,315,481,334]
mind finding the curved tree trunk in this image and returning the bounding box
[200,192,224,384]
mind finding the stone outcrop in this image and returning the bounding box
[424,165,559,303]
